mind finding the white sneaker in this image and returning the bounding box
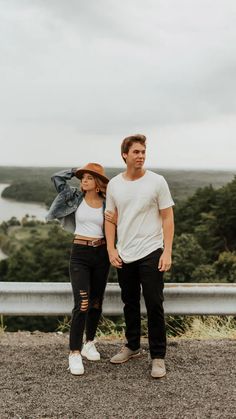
[68,353,84,375]
[81,341,101,361]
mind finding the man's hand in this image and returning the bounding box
[104,209,117,225]
[108,248,122,269]
[158,249,172,272]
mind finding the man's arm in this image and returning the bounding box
[159,207,174,272]
[105,182,122,268]
[105,219,122,268]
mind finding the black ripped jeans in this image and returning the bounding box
[69,243,110,351]
[117,248,166,359]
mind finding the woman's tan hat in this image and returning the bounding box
[75,163,109,184]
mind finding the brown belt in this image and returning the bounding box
[73,237,106,247]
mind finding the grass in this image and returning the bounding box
[56,316,71,334]
[177,316,236,339]
[0,315,6,334]
[2,315,236,340]
[97,316,126,339]
[56,315,236,340]
[96,316,236,340]
[56,315,126,339]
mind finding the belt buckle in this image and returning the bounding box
[91,239,100,247]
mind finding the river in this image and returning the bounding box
[0,183,47,223]
[0,184,48,260]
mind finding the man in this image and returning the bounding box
[105,134,174,378]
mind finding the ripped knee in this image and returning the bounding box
[79,290,89,312]
[90,297,103,310]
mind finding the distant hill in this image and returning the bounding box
[0,166,235,204]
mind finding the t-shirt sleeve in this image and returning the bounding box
[157,176,175,210]
[105,182,116,212]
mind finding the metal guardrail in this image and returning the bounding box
[1,282,236,316]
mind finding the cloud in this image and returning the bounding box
[0,0,235,166]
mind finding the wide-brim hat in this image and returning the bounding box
[75,163,109,184]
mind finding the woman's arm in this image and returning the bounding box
[51,168,77,193]
[104,209,118,225]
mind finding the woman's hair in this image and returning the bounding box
[80,175,107,198]
[94,176,107,198]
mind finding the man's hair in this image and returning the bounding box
[121,134,146,162]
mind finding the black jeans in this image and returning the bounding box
[117,248,166,359]
[69,243,110,351]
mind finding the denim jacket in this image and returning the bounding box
[46,168,106,234]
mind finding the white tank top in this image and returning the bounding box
[74,199,104,238]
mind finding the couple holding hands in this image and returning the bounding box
[46,134,174,379]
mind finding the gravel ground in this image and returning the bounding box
[0,332,236,419]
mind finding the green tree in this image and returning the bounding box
[191,264,217,283]
[174,185,216,236]
[166,233,206,282]
[174,176,236,262]
[213,178,236,252]
[3,224,72,282]
[213,251,236,283]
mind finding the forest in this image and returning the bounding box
[1,175,236,285]
[0,167,236,331]
[0,165,235,204]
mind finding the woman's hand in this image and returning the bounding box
[104,209,118,225]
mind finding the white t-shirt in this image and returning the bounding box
[75,199,104,238]
[106,170,174,263]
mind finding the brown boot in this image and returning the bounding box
[151,359,166,378]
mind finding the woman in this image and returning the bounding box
[47,163,113,375]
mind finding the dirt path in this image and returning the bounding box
[0,332,236,419]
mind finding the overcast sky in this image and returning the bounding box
[0,0,236,170]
